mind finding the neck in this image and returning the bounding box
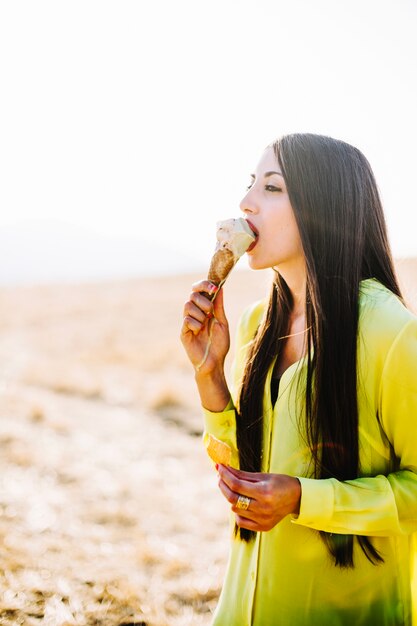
[274,259,307,319]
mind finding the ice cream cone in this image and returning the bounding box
[206,218,256,298]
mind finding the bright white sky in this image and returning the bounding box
[0,0,416,282]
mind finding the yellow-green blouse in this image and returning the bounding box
[203,279,417,626]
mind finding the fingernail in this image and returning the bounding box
[206,312,213,319]
[215,464,219,471]
[208,283,219,294]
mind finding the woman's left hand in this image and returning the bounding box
[217,464,301,532]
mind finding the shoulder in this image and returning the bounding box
[359,278,416,336]
[230,299,267,395]
[235,298,267,347]
[359,282,417,438]
[358,278,417,370]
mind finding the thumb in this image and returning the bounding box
[213,287,228,324]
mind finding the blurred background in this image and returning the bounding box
[0,2,416,625]
[0,0,416,286]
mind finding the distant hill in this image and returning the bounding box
[0,220,201,285]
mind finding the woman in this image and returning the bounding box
[180,133,417,625]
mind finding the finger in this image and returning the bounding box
[192,280,220,299]
[218,475,240,505]
[183,299,210,325]
[181,315,205,337]
[218,476,254,509]
[218,464,265,498]
[222,465,265,482]
[235,515,259,531]
[218,476,257,513]
[233,494,253,514]
[181,312,206,337]
[188,292,214,317]
[212,287,228,325]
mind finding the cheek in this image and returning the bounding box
[272,215,296,240]
[285,213,303,247]
[291,222,304,252]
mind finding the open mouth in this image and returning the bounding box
[245,219,259,251]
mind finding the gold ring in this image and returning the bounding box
[236,495,251,510]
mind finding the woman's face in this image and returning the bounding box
[240,146,305,275]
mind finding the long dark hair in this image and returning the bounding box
[236,133,402,567]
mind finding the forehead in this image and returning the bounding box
[253,146,280,174]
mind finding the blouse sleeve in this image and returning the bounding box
[293,318,417,536]
[201,299,265,470]
[202,402,239,468]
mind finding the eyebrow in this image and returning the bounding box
[250,171,284,179]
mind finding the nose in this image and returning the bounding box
[239,188,258,215]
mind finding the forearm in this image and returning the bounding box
[195,367,231,412]
[293,471,417,536]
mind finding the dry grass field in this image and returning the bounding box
[0,260,416,625]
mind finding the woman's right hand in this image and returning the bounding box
[180,280,231,376]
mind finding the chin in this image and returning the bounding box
[247,256,259,270]
[247,257,270,271]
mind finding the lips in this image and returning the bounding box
[245,219,259,251]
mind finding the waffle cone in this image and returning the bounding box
[207,248,236,286]
[204,433,232,466]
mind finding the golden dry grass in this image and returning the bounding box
[0,260,415,625]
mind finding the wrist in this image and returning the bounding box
[195,368,231,413]
[194,365,226,387]
[291,477,301,516]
